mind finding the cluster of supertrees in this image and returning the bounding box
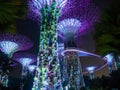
[0,33,37,89]
[0,0,119,90]
[27,0,108,90]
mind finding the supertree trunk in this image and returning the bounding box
[63,52,85,90]
[32,1,62,90]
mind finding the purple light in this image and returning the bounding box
[0,33,33,54]
[0,41,19,55]
[60,0,100,34]
[86,66,96,73]
[104,53,114,65]
[28,65,37,72]
[27,0,67,20]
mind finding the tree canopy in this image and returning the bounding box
[94,0,120,56]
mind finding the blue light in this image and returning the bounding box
[19,58,33,66]
[86,66,96,73]
[28,65,37,72]
[104,53,114,65]
[0,41,19,55]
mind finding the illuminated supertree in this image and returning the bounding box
[0,33,33,87]
[86,66,96,79]
[60,0,100,34]
[0,33,33,58]
[27,0,100,89]
[57,18,82,48]
[27,0,68,90]
[27,0,67,22]
[13,52,37,89]
[103,53,114,73]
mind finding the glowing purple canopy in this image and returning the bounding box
[13,52,37,67]
[27,0,67,21]
[60,0,100,34]
[0,33,33,55]
[57,18,81,40]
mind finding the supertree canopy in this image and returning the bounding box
[60,0,100,34]
[86,66,96,79]
[0,33,33,57]
[13,52,37,79]
[57,18,81,47]
[13,53,36,67]
[0,41,19,55]
[32,0,67,9]
[57,18,81,37]
[27,0,67,22]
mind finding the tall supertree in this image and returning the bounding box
[57,18,81,47]
[27,0,67,90]
[0,33,33,58]
[13,52,37,89]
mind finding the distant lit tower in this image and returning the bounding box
[28,0,67,89]
[13,53,36,89]
[0,33,33,58]
[104,53,114,73]
[86,66,96,79]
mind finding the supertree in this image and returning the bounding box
[103,53,115,73]
[57,18,81,47]
[13,52,37,89]
[0,33,33,58]
[61,48,107,89]
[0,33,33,87]
[27,0,68,90]
[59,0,100,35]
[86,66,96,80]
